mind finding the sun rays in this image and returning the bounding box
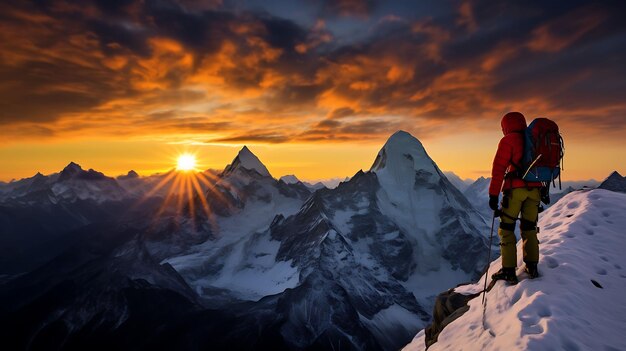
[131,153,236,237]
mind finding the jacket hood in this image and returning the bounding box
[501,112,527,135]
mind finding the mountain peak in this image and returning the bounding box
[223,146,272,177]
[388,129,421,142]
[370,130,433,175]
[598,170,626,193]
[279,174,300,184]
[58,162,84,181]
[63,162,83,172]
[118,170,139,180]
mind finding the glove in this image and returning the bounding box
[540,187,550,205]
[489,195,499,211]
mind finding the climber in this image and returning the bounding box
[488,112,547,284]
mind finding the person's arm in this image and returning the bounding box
[488,137,513,196]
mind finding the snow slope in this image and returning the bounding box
[404,189,626,351]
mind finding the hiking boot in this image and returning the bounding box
[491,267,518,285]
[525,263,539,279]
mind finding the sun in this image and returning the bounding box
[176,154,197,171]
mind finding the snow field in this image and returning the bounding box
[405,189,626,351]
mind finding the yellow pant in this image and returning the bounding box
[498,187,540,268]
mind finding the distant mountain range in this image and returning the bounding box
[0,132,619,351]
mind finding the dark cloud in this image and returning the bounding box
[213,131,291,143]
[315,119,341,128]
[87,19,152,56]
[318,0,378,18]
[328,107,355,119]
[144,1,233,54]
[93,0,137,16]
[268,83,328,108]
[261,16,308,51]
[0,57,132,124]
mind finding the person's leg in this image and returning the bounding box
[520,188,541,275]
[498,188,523,268]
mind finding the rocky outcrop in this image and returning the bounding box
[423,277,498,349]
[425,288,479,348]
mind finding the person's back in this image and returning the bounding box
[488,112,548,284]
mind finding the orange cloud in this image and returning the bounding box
[457,1,478,33]
[528,6,607,53]
[0,0,624,154]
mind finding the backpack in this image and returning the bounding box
[520,118,564,188]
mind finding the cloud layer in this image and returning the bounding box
[1,0,625,144]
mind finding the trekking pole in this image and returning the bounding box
[481,169,508,305]
[481,211,497,305]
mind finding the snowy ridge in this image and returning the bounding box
[404,189,626,351]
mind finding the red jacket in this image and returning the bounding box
[488,112,543,196]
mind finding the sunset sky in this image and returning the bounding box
[1,0,624,182]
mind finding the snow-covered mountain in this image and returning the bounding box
[462,176,492,221]
[598,171,626,193]
[0,162,128,204]
[279,174,300,184]
[163,131,489,350]
[223,145,271,177]
[279,174,327,190]
[143,146,312,259]
[0,132,493,351]
[404,189,626,351]
[443,172,471,192]
[0,163,155,275]
[463,176,490,201]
